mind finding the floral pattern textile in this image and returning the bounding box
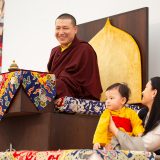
[22,70,56,110]
[0,71,21,120]
[0,149,156,160]
[54,96,106,115]
[0,70,56,120]
[54,96,142,116]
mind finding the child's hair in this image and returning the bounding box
[106,83,131,104]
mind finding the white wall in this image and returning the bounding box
[2,0,160,79]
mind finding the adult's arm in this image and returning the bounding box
[115,130,145,151]
[109,117,145,150]
[110,117,160,152]
[142,125,160,151]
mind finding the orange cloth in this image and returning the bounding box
[93,107,144,145]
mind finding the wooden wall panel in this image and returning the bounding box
[77,7,148,90]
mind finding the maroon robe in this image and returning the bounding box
[47,36,102,100]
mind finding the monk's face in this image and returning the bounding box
[142,81,157,110]
[55,18,77,47]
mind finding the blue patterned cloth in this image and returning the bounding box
[0,71,21,120]
[54,96,143,116]
[0,70,56,120]
[54,96,106,115]
[65,149,155,160]
[22,70,56,110]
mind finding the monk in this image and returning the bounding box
[47,13,102,100]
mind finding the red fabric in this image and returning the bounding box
[13,151,62,160]
[112,116,132,132]
[47,36,102,100]
[0,55,2,67]
[54,97,65,107]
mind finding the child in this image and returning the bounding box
[93,83,144,150]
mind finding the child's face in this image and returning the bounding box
[105,88,126,110]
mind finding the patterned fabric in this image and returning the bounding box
[22,70,56,110]
[0,70,56,120]
[126,104,142,113]
[54,96,143,116]
[0,71,21,120]
[0,149,156,160]
[54,96,106,115]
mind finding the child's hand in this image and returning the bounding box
[137,133,143,137]
[105,144,113,150]
[93,143,101,149]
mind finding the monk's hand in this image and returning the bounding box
[109,116,119,136]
